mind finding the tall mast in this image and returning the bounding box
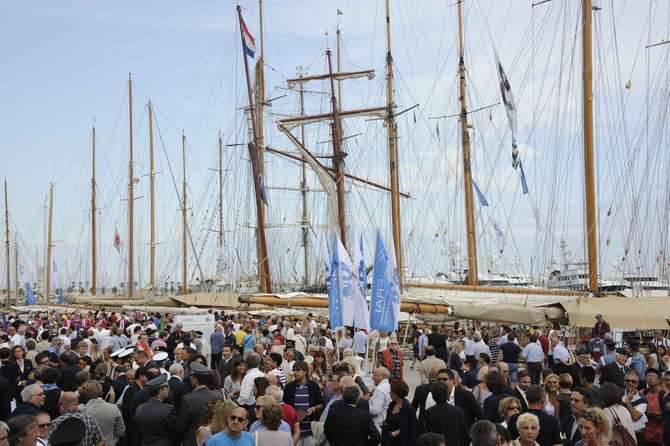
[326,49,347,248]
[385,0,403,286]
[3,179,10,307]
[299,71,310,286]
[91,126,97,295]
[217,132,224,278]
[237,5,272,292]
[127,73,135,298]
[45,184,54,303]
[255,0,268,289]
[336,22,343,109]
[148,101,156,290]
[14,233,18,301]
[457,0,478,285]
[181,132,188,295]
[582,0,599,293]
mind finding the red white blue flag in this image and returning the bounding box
[240,15,256,59]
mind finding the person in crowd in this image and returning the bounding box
[642,368,665,445]
[522,334,544,385]
[0,421,7,446]
[381,379,417,446]
[422,381,467,446]
[223,357,246,400]
[543,373,567,419]
[195,400,220,446]
[237,354,264,412]
[512,412,541,446]
[9,384,45,418]
[578,367,600,407]
[168,363,189,412]
[79,380,125,446]
[497,397,522,429]
[561,387,591,446]
[473,366,492,407]
[34,411,50,446]
[483,371,512,422]
[206,406,254,446]
[369,367,393,433]
[600,382,637,443]
[251,399,293,446]
[283,360,323,445]
[600,348,630,388]
[325,385,380,446]
[514,371,531,412]
[470,420,500,446]
[176,362,224,446]
[49,391,104,446]
[621,370,647,444]
[507,385,562,446]
[7,414,38,446]
[217,344,240,385]
[417,346,446,385]
[575,407,610,446]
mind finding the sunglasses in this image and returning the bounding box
[38,423,51,428]
[438,377,450,382]
[229,415,247,423]
[570,398,584,402]
[507,406,520,411]
[624,379,638,384]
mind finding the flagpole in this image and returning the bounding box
[181,131,188,295]
[14,233,19,302]
[148,102,156,291]
[91,126,97,296]
[237,5,272,293]
[127,73,135,299]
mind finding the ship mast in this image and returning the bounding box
[3,179,10,307]
[127,74,135,298]
[456,0,478,285]
[14,233,18,301]
[298,71,310,286]
[181,132,188,295]
[91,126,97,295]
[237,5,272,292]
[582,0,599,293]
[385,0,403,286]
[45,184,54,303]
[217,132,224,279]
[326,49,347,248]
[148,101,156,290]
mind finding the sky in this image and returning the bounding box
[2,0,670,291]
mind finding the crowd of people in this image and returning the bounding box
[0,308,669,446]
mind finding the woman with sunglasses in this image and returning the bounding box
[497,397,522,429]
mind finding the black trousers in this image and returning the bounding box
[527,362,543,385]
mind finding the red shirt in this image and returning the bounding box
[539,335,549,356]
[280,402,298,427]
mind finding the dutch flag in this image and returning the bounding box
[241,15,256,59]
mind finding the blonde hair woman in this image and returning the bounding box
[497,396,522,429]
[576,407,611,446]
[472,366,491,407]
[512,412,540,446]
[543,373,561,417]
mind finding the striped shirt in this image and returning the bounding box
[294,384,312,437]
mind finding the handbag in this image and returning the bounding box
[608,407,636,446]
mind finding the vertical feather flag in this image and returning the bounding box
[352,235,371,330]
[25,283,36,305]
[328,236,356,329]
[370,231,400,333]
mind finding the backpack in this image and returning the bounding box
[607,407,637,446]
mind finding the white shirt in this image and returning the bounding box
[464,338,475,356]
[369,379,391,431]
[473,340,490,358]
[237,367,266,406]
[353,331,368,354]
[522,342,544,363]
[552,343,571,364]
[293,335,308,356]
[10,334,26,348]
[622,393,648,432]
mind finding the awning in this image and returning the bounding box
[563,296,670,330]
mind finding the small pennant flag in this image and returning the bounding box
[473,180,489,207]
[519,161,529,195]
[240,14,256,59]
[113,229,122,253]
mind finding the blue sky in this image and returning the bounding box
[2,1,669,289]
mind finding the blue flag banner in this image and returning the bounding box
[519,161,529,194]
[58,288,65,305]
[322,235,331,292]
[352,235,371,330]
[473,180,489,207]
[369,231,401,333]
[328,237,343,329]
[25,283,36,305]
